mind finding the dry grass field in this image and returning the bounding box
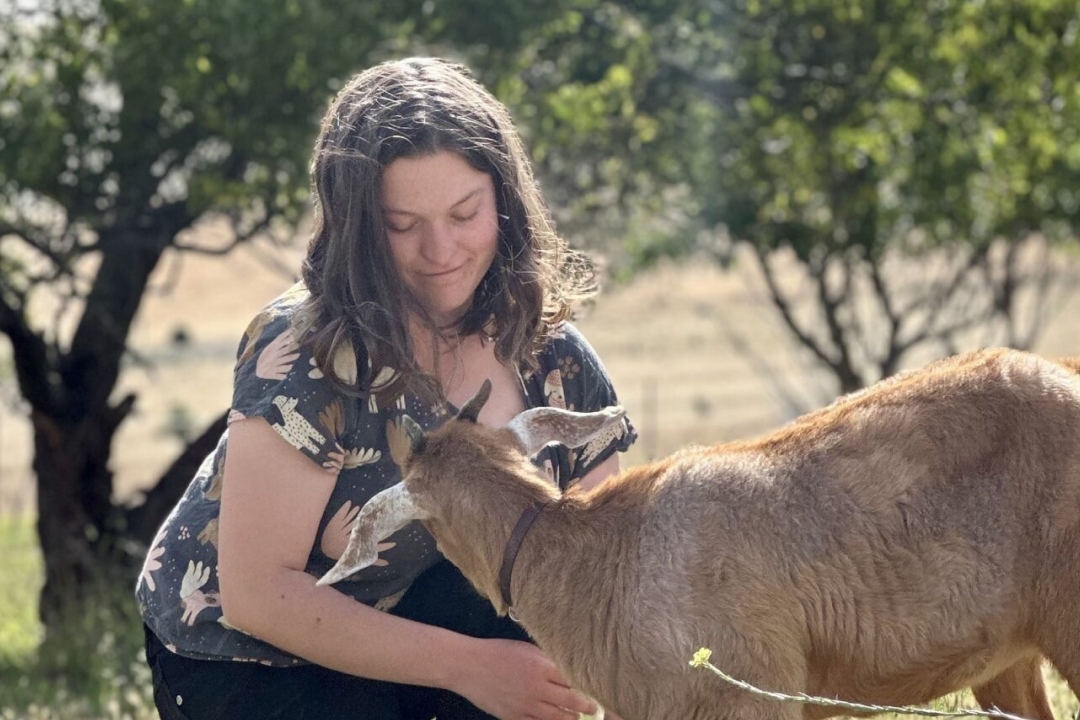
[4,235,1080,508]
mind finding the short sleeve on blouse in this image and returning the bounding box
[542,323,637,483]
[229,296,356,476]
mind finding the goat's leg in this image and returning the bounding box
[1030,602,1080,704]
[971,655,1055,720]
[1038,653,1080,713]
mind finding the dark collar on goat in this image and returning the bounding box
[499,500,549,618]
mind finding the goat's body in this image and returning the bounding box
[327,348,1080,719]
[432,349,1080,720]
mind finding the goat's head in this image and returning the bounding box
[316,379,626,587]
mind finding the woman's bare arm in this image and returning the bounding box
[218,418,596,720]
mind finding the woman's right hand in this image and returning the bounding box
[454,638,598,720]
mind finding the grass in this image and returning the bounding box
[0,513,1076,720]
[0,515,42,658]
[0,515,157,720]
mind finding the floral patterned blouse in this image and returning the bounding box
[135,284,637,666]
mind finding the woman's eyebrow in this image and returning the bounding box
[383,186,485,216]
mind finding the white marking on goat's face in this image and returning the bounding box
[316,483,428,586]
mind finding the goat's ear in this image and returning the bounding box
[317,483,429,586]
[401,415,426,455]
[456,379,492,423]
[506,405,626,456]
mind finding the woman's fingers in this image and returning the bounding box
[464,638,602,720]
[543,683,599,717]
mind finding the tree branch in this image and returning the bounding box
[124,410,229,546]
[812,252,862,391]
[893,247,988,356]
[751,244,845,384]
[0,291,61,414]
[866,251,904,375]
[172,210,273,255]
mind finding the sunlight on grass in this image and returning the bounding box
[0,514,157,719]
[878,675,1078,720]
[0,514,44,660]
[1044,665,1080,720]
[878,668,1077,720]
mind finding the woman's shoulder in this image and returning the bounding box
[245,282,310,329]
[531,319,637,483]
[539,321,609,374]
[533,320,617,411]
[545,320,596,354]
[234,283,311,361]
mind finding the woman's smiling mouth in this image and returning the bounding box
[420,264,465,279]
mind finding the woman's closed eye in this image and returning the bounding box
[386,221,417,233]
[384,210,477,233]
[451,209,479,224]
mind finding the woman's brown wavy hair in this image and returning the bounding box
[295,57,597,402]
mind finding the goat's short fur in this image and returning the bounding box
[322,348,1080,720]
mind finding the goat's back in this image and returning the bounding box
[623,348,1080,709]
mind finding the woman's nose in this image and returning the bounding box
[419,222,457,264]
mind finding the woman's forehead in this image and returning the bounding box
[380,152,493,215]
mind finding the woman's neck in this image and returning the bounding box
[408,317,477,395]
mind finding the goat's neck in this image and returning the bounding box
[509,490,639,630]
[502,487,644,714]
[427,465,558,613]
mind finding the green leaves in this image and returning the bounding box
[450,0,1080,389]
[1,0,414,258]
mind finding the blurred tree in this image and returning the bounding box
[600,0,1080,395]
[0,0,422,628]
[476,0,1080,394]
[682,0,1080,392]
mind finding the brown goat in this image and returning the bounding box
[320,347,1080,720]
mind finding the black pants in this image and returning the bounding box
[145,560,530,720]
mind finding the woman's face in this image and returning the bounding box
[380,151,500,327]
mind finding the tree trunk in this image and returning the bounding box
[27,228,172,628]
[30,399,131,627]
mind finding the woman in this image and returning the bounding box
[137,57,636,720]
